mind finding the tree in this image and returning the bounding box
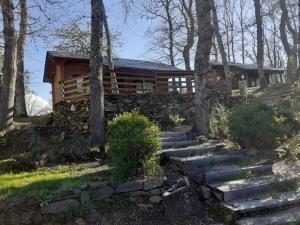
[194,0,214,136]
[15,0,28,117]
[211,0,232,92]
[100,1,119,94]
[89,0,105,149]
[254,0,267,89]
[0,0,18,131]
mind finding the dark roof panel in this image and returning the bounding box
[47,51,182,71]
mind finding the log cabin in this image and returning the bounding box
[43,51,285,105]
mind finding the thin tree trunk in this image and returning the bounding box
[89,0,105,149]
[212,34,219,61]
[211,0,232,93]
[100,0,119,95]
[15,0,28,117]
[194,0,214,136]
[254,0,267,89]
[180,0,194,93]
[0,0,18,131]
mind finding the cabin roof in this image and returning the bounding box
[43,51,184,83]
[210,61,285,73]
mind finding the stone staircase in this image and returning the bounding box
[159,128,300,225]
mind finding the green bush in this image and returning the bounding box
[228,101,284,151]
[107,110,161,184]
[284,134,300,162]
[210,103,229,138]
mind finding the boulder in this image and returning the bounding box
[163,187,203,220]
[144,177,166,191]
[8,197,27,208]
[41,199,80,214]
[149,196,162,204]
[94,187,114,200]
[115,181,143,193]
[80,191,90,204]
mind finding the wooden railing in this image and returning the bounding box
[61,72,195,102]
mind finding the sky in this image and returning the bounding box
[25,0,152,102]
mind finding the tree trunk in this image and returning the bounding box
[15,0,28,117]
[254,0,267,89]
[180,0,195,93]
[194,0,214,136]
[279,0,297,83]
[211,0,232,93]
[89,0,105,149]
[0,0,18,131]
[100,0,119,95]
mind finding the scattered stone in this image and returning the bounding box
[75,218,86,225]
[94,187,114,200]
[144,177,166,191]
[149,195,162,204]
[150,189,161,196]
[80,191,90,204]
[41,199,80,214]
[197,186,212,200]
[8,197,27,208]
[115,181,143,193]
[86,210,102,223]
[130,191,150,197]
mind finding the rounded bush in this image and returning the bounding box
[107,110,161,184]
[228,101,284,151]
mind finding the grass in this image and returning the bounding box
[0,164,106,201]
[13,114,51,123]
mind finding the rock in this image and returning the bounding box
[115,181,143,193]
[130,191,150,197]
[150,189,161,196]
[137,204,154,210]
[73,189,81,194]
[8,197,27,208]
[41,199,80,214]
[89,181,108,189]
[86,210,102,223]
[197,186,212,200]
[144,177,166,191]
[94,187,114,200]
[163,187,203,220]
[129,196,145,204]
[80,191,90,204]
[75,218,86,225]
[177,176,190,187]
[149,195,162,203]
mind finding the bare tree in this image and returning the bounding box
[0,0,18,131]
[254,0,267,89]
[100,1,119,94]
[194,0,214,136]
[89,0,105,149]
[15,0,28,117]
[212,0,232,92]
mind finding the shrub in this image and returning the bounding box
[284,134,300,162]
[169,114,185,126]
[107,110,161,184]
[210,103,229,138]
[228,101,284,152]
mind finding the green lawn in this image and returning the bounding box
[0,163,110,201]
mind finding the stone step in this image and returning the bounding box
[170,154,245,168]
[159,143,224,159]
[162,140,199,149]
[209,175,299,202]
[162,134,188,143]
[223,189,300,215]
[236,206,300,225]
[204,164,273,184]
[162,131,188,138]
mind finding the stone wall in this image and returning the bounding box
[52,92,249,133]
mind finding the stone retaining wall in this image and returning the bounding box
[52,92,249,133]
